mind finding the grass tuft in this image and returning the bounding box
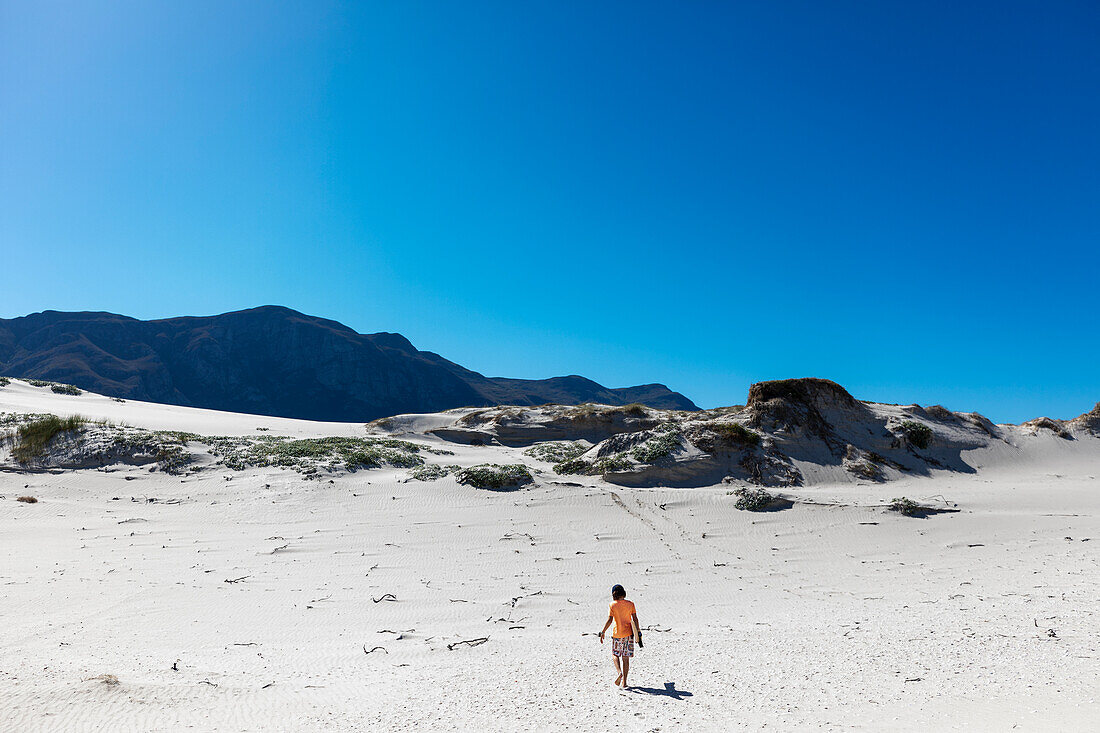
[50,383,82,396]
[16,495,38,503]
[9,415,85,463]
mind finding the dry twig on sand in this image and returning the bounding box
[372,593,397,603]
[447,637,489,651]
[86,674,119,686]
[363,645,388,655]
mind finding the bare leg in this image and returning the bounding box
[621,656,630,688]
[613,654,622,686]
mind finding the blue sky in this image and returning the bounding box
[1,1,1097,422]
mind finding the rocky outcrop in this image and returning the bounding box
[429,404,659,447]
[1068,403,1100,436]
[531,378,1009,488]
[744,378,870,454]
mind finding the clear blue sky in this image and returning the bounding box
[2,2,1097,422]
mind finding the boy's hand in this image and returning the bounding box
[598,631,604,644]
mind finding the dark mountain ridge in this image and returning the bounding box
[0,307,697,421]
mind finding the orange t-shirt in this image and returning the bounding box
[609,599,636,639]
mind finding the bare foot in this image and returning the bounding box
[614,673,622,686]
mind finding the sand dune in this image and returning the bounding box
[1,378,1097,731]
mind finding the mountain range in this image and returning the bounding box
[0,307,697,421]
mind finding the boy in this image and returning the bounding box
[598,584,642,689]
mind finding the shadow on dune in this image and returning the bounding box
[628,682,693,700]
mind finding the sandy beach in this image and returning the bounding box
[1,381,1097,731]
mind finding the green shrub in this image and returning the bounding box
[553,457,592,475]
[731,487,774,511]
[554,453,635,475]
[25,379,52,388]
[614,403,648,417]
[455,463,533,490]
[10,415,85,463]
[631,425,682,463]
[410,464,460,481]
[50,383,82,396]
[524,441,588,463]
[0,377,10,387]
[709,422,761,446]
[899,421,933,449]
[888,497,922,516]
[593,454,634,473]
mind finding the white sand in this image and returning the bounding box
[1,382,1097,731]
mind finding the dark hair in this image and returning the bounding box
[611,584,626,600]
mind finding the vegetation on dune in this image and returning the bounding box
[563,403,599,419]
[0,412,56,427]
[563,403,652,420]
[410,463,461,481]
[0,377,10,387]
[523,441,588,464]
[207,435,426,474]
[707,422,761,447]
[8,415,85,463]
[553,453,634,476]
[16,495,38,503]
[457,409,492,426]
[24,379,53,387]
[899,420,933,449]
[109,430,196,473]
[731,486,775,511]
[592,454,634,473]
[455,463,533,490]
[888,497,922,516]
[631,424,683,463]
[924,405,955,421]
[50,383,83,396]
[553,457,590,475]
[847,460,883,481]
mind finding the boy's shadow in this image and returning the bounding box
[628,682,692,700]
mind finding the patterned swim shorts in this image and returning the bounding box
[611,636,634,658]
